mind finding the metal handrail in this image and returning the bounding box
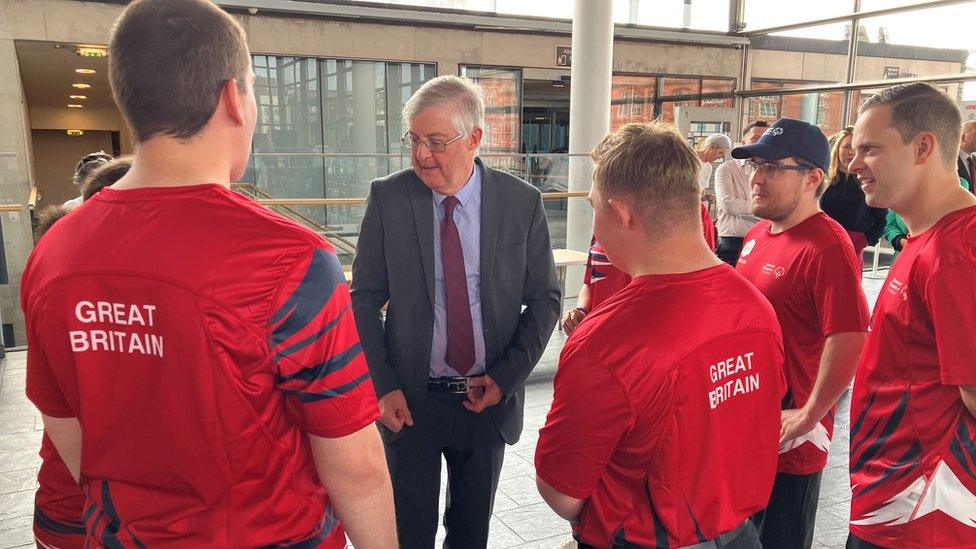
[232,183,358,255]
[250,152,593,158]
[251,191,587,207]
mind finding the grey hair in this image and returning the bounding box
[701,133,732,150]
[859,83,961,169]
[402,75,485,137]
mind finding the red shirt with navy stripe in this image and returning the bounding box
[736,212,870,475]
[583,207,714,311]
[536,264,786,548]
[23,184,378,548]
[583,240,630,310]
[849,205,976,548]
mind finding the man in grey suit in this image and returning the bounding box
[350,75,561,548]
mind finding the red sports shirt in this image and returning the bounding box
[536,265,786,548]
[849,205,976,548]
[701,202,717,251]
[583,208,715,311]
[736,212,870,475]
[583,240,630,310]
[22,184,378,548]
[34,433,85,548]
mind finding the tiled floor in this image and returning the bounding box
[0,274,886,549]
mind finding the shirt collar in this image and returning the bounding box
[432,164,481,207]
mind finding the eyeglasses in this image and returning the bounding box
[401,132,464,152]
[745,159,811,177]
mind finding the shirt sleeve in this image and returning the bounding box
[583,239,596,288]
[270,247,379,438]
[925,263,976,386]
[535,351,632,499]
[24,322,75,418]
[809,243,871,336]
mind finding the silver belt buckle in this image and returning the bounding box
[447,378,469,393]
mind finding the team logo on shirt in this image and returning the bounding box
[886,278,909,301]
[761,263,786,278]
[740,239,756,258]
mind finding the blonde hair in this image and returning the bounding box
[827,125,854,185]
[591,122,702,237]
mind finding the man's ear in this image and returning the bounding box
[912,132,939,166]
[607,197,633,229]
[805,168,825,194]
[468,127,483,151]
[220,78,247,126]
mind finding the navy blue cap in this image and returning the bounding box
[731,118,830,172]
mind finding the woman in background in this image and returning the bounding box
[820,126,887,258]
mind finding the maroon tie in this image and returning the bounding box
[968,157,975,192]
[441,196,475,375]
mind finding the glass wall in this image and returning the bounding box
[349,0,731,32]
[747,81,845,135]
[658,76,736,123]
[610,75,656,132]
[742,0,975,141]
[246,55,434,232]
[461,66,522,175]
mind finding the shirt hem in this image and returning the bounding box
[535,465,591,501]
[849,525,976,549]
[304,412,380,439]
[776,461,828,476]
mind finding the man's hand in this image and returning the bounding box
[779,408,820,446]
[377,390,413,433]
[561,308,586,335]
[464,375,503,413]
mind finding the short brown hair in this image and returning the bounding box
[34,206,71,240]
[82,156,133,201]
[591,122,701,236]
[858,83,961,169]
[109,0,251,141]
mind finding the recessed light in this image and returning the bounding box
[77,46,109,59]
[72,83,91,89]
[69,95,87,100]
[75,68,96,75]
[67,130,84,136]
[68,104,84,108]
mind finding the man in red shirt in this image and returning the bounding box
[846,83,976,549]
[731,118,871,549]
[562,204,716,335]
[536,122,786,548]
[21,1,395,546]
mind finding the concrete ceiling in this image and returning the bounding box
[15,39,116,110]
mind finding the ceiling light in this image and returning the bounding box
[77,46,109,58]
[69,95,87,100]
[72,83,91,89]
[75,68,96,75]
[67,104,84,108]
[66,130,84,136]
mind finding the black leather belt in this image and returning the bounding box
[427,376,471,394]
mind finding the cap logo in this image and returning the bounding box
[764,127,784,137]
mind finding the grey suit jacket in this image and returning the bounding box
[350,158,561,444]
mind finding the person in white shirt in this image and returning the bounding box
[714,121,768,265]
[696,133,732,192]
